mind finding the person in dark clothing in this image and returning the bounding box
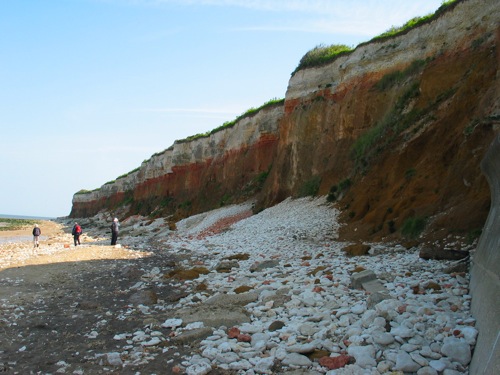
[111,218,119,245]
[72,222,82,246]
[32,224,41,248]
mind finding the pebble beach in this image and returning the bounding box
[0,196,477,374]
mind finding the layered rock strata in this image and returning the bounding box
[71,105,282,218]
[72,0,500,244]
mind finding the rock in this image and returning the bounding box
[299,323,318,336]
[419,246,469,260]
[441,337,471,365]
[347,345,376,368]
[251,332,270,349]
[429,360,447,372]
[251,356,275,372]
[372,332,395,345]
[165,268,209,280]
[367,290,392,308]
[186,362,212,375]
[215,260,239,272]
[390,325,414,338]
[443,258,469,273]
[394,350,421,372]
[351,270,376,289]
[281,353,312,367]
[204,291,259,306]
[171,327,213,345]
[343,244,371,256]
[307,349,329,360]
[376,299,403,320]
[129,290,158,305]
[227,327,240,338]
[142,337,161,346]
[106,352,123,366]
[350,302,366,315]
[319,354,351,370]
[237,334,251,342]
[224,253,250,261]
[417,366,438,375]
[215,351,240,363]
[286,342,317,353]
[268,320,286,331]
[234,285,253,293]
[250,259,280,272]
[176,305,251,328]
[461,326,478,345]
[424,281,442,291]
[162,318,183,329]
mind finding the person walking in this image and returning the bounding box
[72,222,82,246]
[32,224,41,248]
[111,218,119,245]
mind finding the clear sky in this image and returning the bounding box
[1,0,445,218]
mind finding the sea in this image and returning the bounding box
[0,214,55,220]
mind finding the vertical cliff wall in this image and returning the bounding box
[71,104,282,218]
[257,0,500,243]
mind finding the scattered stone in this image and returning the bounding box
[215,260,239,272]
[234,285,253,294]
[347,345,376,368]
[224,253,250,261]
[394,350,421,372]
[249,259,280,272]
[419,246,469,260]
[268,320,285,331]
[165,268,208,280]
[351,269,376,289]
[343,243,371,256]
[129,290,158,305]
[318,354,351,370]
[282,353,312,367]
[441,337,471,365]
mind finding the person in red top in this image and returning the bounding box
[72,222,82,246]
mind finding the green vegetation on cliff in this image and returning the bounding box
[292,44,353,75]
[176,97,284,144]
[292,0,459,76]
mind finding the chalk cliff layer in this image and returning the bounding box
[71,0,500,244]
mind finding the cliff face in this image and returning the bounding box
[71,105,282,219]
[260,0,500,242]
[71,0,500,243]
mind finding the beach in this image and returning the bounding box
[0,197,476,374]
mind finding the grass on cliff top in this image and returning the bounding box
[292,44,353,75]
[175,97,285,144]
[292,0,459,76]
[77,98,284,195]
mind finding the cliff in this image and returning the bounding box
[71,0,500,246]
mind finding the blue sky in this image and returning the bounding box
[1,0,445,218]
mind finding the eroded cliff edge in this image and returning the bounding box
[71,0,500,246]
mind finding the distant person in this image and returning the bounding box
[111,218,119,245]
[72,222,82,246]
[32,224,41,248]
